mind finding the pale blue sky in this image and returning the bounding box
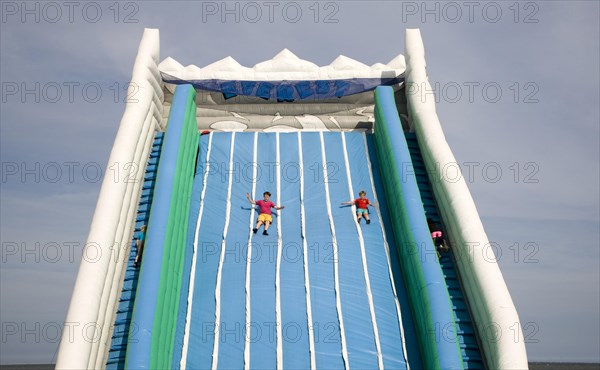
[1,0,598,364]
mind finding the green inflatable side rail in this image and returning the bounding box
[167,94,199,365]
[150,86,199,369]
[373,86,463,369]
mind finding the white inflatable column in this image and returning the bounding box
[56,28,164,369]
[404,28,528,369]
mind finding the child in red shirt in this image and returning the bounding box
[342,190,375,224]
[246,191,285,236]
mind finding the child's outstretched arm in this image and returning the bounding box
[275,205,285,210]
[341,201,354,205]
[246,193,256,205]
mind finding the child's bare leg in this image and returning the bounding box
[134,242,143,266]
[364,213,371,224]
[262,221,271,235]
[357,213,363,223]
[253,221,263,233]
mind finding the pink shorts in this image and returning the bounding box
[431,231,442,238]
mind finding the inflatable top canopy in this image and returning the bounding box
[158,49,407,131]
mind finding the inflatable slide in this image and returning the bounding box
[56,28,528,369]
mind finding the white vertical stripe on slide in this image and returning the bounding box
[275,132,284,370]
[362,132,410,369]
[180,132,214,368]
[244,132,259,370]
[340,132,384,370]
[319,131,349,369]
[298,132,316,370]
[211,132,237,370]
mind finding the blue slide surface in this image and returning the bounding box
[175,131,421,369]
